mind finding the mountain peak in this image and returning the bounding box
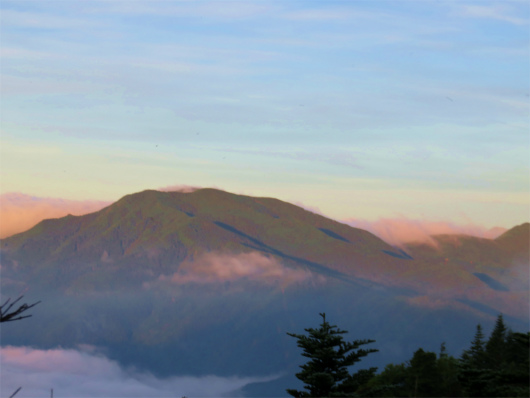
[1,187,397,290]
[495,222,530,253]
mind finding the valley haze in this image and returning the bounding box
[1,188,528,396]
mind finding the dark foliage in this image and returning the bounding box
[1,297,41,398]
[459,314,530,397]
[364,314,528,398]
[365,346,461,397]
[286,312,378,397]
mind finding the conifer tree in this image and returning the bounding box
[407,349,440,397]
[485,314,507,367]
[286,313,378,397]
[437,343,461,397]
[362,363,408,397]
[460,324,486,368]
[502,331,530,397]
[459,314,530,397]
[484,327,530,397]
[459,323,491,397]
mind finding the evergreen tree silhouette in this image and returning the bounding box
[286,313,378,397]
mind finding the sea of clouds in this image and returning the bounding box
[0,345,277,398]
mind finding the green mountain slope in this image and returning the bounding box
[1,189,403,290]
[1,189,528,317]
[0,189,527,395]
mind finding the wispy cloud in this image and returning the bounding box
[157,184,203,193]
[500,259,530,292]
[0,8,101,30]
[1,0,527,227]
[455,4,529,25]
[156,252,314,286]
[284,8,363,21]
[87,0,278,20]
[405,295,473,311]
[220,147,362,170]
[343,217,507,247]
[0,345,277,397]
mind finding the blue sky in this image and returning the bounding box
[1,0,528,228]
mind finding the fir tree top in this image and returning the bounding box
[286,313,378,397]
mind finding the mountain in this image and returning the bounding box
[1,189,528,396]
[1,188,405,290]
[495,222,530,254]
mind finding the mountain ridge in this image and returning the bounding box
[1,188,528,395]
[1,189,527,321]
[1,188,404,289]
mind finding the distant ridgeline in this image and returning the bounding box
[0,188,528,396]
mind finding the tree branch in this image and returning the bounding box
[0,296,41,323]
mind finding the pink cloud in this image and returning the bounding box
[0,193,111,238]
[157,184,202,193]
[342,217,507,246]
[287,201,506,247]
[290,201,328,217]
[0,345,116,375]
[1,191,509,250]
[159,252,315,286]
[0,346,277,397]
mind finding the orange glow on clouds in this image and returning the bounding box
[0,193,111,238]
[0,192,507,247]
[343,217,507,246]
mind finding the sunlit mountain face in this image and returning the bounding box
[1,189,528,396]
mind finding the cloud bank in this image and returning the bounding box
[159,252,313,286]
[0,193,111,238]
[343,217,507,247]
[0,345,277,398]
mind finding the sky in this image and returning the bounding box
[1,0,529,233]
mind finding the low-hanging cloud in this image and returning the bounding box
[0,345,278,398]
[159,252,313,286]
[157,184,203,193]
[286,200,507,247]
[0,193,111,238]
[343,217,507,247]
[291,201,328,217]
[404,295,477,313]
[500,260,530,292]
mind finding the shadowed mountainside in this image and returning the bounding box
[2,189,526,318]
[0,189,528,395]
[1,189,407,290]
